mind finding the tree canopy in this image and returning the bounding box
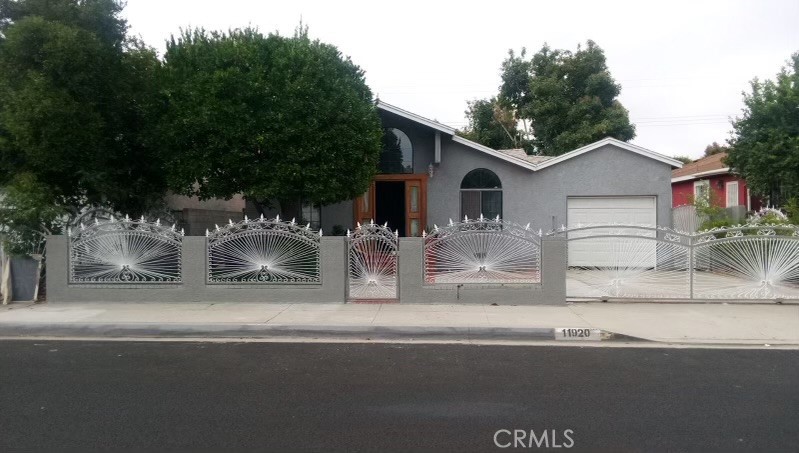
[458,97,531,151]
[0,0,127,45]
[158,27,382,219]
[725,52,799,205]
[0,0,165,216]
[499,41,635,155]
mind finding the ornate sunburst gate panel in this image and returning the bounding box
[206,216,321,284]
[692,225,799,299]
[423,215,541,284]
[559,224,692,299]
[69,216,183,283]
[348,221,398,299]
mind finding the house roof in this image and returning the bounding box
[376,101,683,171]
[497,149,554,164]
[377,101,457,135]
[531,137,683,170]
[671,153,729,182]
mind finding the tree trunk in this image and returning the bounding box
[279,198,302,223]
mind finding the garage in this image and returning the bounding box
[567,196,657,267]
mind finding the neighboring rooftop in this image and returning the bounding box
[497,149,555,164]
[671,152,728,180]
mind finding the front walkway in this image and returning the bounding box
[1,301,797,345]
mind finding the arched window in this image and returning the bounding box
[460,169,502,219]
[379,128,413,174]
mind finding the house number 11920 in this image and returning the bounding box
[554,328,601,341]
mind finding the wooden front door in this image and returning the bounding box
[353,174,427,236]
[354,181,376,227]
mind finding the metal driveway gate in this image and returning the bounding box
[554,224,799,301]
[691,225,799,299]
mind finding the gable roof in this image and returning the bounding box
[532,137,684,170]
[497,149,554,164]
[671,152,728,182]
[376,101,683,171]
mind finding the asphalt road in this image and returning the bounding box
[1,341,797,452]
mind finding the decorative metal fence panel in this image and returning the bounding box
[555,224,799,301]
[347,221,398,299]
[423,215,541,284]
[206,215,321,284]
[69,216,183,283]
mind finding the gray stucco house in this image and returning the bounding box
[169,101,682,237]
[320,101,680,235]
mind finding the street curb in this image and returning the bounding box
[0,322,620,342]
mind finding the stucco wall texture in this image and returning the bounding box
[428,140,674,233]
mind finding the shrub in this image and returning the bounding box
[747,207,790,226]
[782,198,799,225]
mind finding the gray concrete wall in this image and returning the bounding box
[428,139,674,232]
[398,237,566,305]
[46,235,347,303]
[46,233,567,305]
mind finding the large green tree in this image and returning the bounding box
[158,27,382,220]
[726,52,799,205]
[499,41,635,155]
[0,0,165,217]
[458,97,531,151]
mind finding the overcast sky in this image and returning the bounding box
[124,0,798,159]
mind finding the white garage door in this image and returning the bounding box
[567,197,657,267]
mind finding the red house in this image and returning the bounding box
[671,152,762,210]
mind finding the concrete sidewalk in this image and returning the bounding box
[1,301,797,345]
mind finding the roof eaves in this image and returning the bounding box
[450,135,538,170]
[671,167,730,183]
[376,101,457,135]
[533,137,683,170]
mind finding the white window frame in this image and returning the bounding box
[725,181,739,207]
[459,168,503,220]
[693,180,710,203]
